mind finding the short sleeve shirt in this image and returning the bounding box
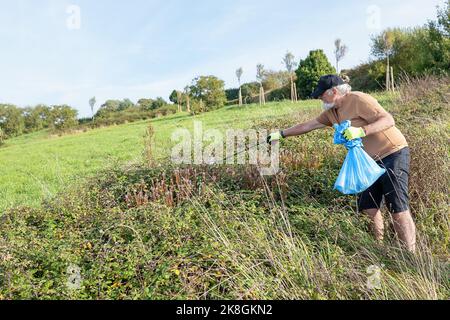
[316,92,408,161]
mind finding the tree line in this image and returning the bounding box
[0,104,78,144]
[345,1,449,91]
[1,1,447,145]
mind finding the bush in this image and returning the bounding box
[346,3,450,91]
[49,105,78,132]
[241,82,261,104]
[189,76,227,111]
[153,105,178,116]
[266,85,291,101]
[343,61,385,92]
[225,88,239,102]
[295,50,336,99]
[1,76,448,300]
[0,104,25,138]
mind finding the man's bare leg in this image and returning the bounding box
[364,209,384,242]
[392,210,416,253]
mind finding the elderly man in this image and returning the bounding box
[268,75,416,253]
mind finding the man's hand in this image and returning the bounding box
[343,127,366,141]
[267,131,285,144]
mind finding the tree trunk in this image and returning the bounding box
[186,96,191,113]
[239,87,243,106]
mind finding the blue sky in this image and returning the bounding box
[0,0,445,117]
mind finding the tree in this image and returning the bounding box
[439,0,450,35]
[295,49,336,99]
[152,97,167,110]
[19,104,51,133]
[241,82,260,104]
[177,91,183,112]
[189,76,227,111]
[97,100,120,117]
[22,107,44,133]
[256,64,266,105]
[334,39,348,74]
[348,2,449,92]
[370,15,449,79]
[343,61,385,91]
[137,97,167,111]
[236,67,244,106]
[96,99,137,117]
[425,0,450,74]
[118,99,135,111]
[225,88,239,101]
[169,90,178,104]
[33,104,52,129]
[0,104,25,137]
[137,98,155,111]
[169,90,183,105]
[170,90,186,112]
[262,70,291,91]
[371,29,396,91]
[89,97,96,120]
[283,51,298,102]
[49,105,78,131]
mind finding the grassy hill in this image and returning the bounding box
[0,100,319,211]
[0,79,448,300]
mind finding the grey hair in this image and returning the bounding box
[327,84,352,96]
[336,83,352,95]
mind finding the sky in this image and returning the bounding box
[0,0,445,117]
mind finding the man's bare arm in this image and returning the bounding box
[362,112,395,136]
[283,119,326,138]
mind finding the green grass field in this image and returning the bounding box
[1,84,448,300]
[0,100,320,211]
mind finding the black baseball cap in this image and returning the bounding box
[311,75,346,99]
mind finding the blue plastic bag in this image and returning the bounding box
[333,121,386,195]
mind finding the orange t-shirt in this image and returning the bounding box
[316,91,408,161]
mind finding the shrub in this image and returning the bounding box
[49,105,78,132]
[154,105,178,116]
[295,49,336,99]
[0,104,25,138]
[0,76,448,300]
[343,61,385,92]
[189,76,227,111]
[266,85,291,101]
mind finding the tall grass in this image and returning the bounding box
[0,76,448,300]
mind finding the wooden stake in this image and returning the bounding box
[386,56,391,92]
[259,86,263,105]
[391,66,395,91]
[239,87,243,106]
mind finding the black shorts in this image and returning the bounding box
[358,147,410,214]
